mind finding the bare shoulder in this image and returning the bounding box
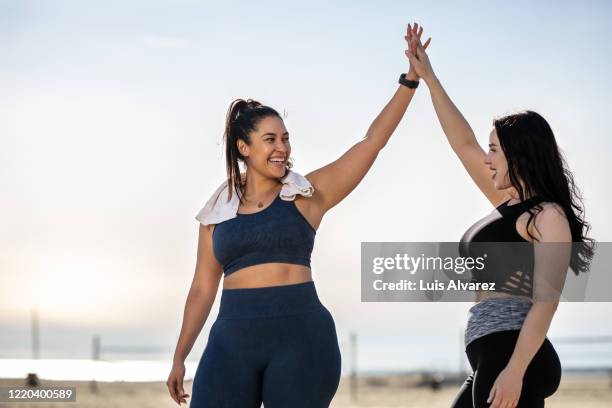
[529,201,571,241]
[199,223,215,236]
[196,224,217,253]
[534,201,567,222]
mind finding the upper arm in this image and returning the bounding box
[305,137,380,215]
[454,142,509,207]
[531,204,572,304]
[190,224,223,293]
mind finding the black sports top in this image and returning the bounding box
[459,196,544,297]
[212,192,316,276]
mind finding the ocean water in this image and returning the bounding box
[0,358,197,382]
[2,324,611,381]
[1,342,610,381]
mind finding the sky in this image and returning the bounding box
[1,0,612,373]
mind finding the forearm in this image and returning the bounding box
[172,287,218,363]
[425,74,478,150]
[507,302,558,374]
[364,73,417,150]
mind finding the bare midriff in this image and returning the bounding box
[222,263,313,289]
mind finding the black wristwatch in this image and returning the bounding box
[398,73,419,89]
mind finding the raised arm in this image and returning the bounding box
[167,224,223,405]
[406,33,508,207]
[306,23,430,216]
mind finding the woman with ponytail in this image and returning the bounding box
[166,24,431,407]
[406,26,594,408]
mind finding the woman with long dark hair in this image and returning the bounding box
[406,27,593,407]
[166,24,430,407]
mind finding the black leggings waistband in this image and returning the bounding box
[218,281,323,319]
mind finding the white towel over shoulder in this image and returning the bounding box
[195,169,314,226]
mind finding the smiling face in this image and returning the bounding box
[484,128,511,190]
[237,115,291,179]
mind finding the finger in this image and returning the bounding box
[406,50,418,65]
[167,379,178,403]
[416,34,425,48]
[408,37,416,54]
[491,392,503,408]
[417,26,423,39]
[173,384,181,404]
[408,35,417,50]
[416,46,426,60]
[413,41,425,60]
[417,38,427,54]
[423,37,432,49]
[178,380,185,400]
[488,384,496,404]
[166,380,175,402]
[407,23,413,40]
[410,37,420,56]
[413,22,419,35]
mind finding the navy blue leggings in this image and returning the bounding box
[452,330,562,408]
[190,281,342,408]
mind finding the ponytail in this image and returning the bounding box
[223,98,282,202]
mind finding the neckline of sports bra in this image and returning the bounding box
[497,197,544,227]
[236,190,282,216]
[500,196,542,211]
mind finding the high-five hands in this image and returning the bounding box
[405,22,434,82]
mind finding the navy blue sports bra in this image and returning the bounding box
[212,192,316,276]
[459,196,544,297]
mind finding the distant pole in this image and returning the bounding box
[92,335,101,360]
[27,308,41,386]
[90,334,100,393]
[350,332,358,402]
[31,308,39,359]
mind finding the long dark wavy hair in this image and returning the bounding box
[223,98,291,203]
[494,110,595,274]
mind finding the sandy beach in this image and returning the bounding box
[1,374,610,407]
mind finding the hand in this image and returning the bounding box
[404,22,433,82]
[404,23,430,80]
[488,365,524,408]
[166,361,190,405]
